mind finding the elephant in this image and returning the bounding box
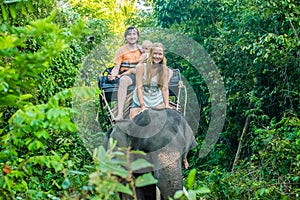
[105,108,197,200]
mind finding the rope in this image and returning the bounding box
[177,81,188,117]
[100,91,115,121]
[176,82,181,111]
[183,84,187,117]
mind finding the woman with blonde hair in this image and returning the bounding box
[130,42,171,119]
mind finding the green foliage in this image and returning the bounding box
[198,116,300,199]
[3,0,299,199]
[0,12,83,108]
[151,0,300,198]
[1,83,157,199]
[151,0,195,28]
[69,0,139,34]
[0,0,58,26]
[0,0,159,199]
[0,10,91,199]
[37,41,84,103]
[0,12,86,136]
[81,139,157,199]
[0,88,88,198]
[173,169,210,200]
[127,1,156,28]
[54,2,112,54]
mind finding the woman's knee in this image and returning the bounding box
[130,108,140,119]
[119,75,133,86]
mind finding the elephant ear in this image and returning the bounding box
[178,111,198,153]
[109,119,132,147]
[163,109,198,154]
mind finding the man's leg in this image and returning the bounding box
[114,75,133,120]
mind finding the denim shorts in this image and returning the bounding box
[131,101,140,108]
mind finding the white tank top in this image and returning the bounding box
[133,65,163,108]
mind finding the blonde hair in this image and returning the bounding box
[141,40,152,48]
[145,43,168,89]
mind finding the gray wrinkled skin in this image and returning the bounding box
[107,108,197,200]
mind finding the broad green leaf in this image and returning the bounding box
[112,151,126,157]
[187,168,196,189]
[130,150,147,155]
[115,183,133,195]
[130,158,153,171]
[0,34,19,50]
[174,190,184,199]
[187,190,197,200]
[62,178,70,190]
[107,158,127,166]
[135,172,157,187]
[27,139,44,151]
[20,94,32,101]
[66,123,76,132]
[99,161,129,178]
[68,170,86,175]
[51,161,64,172]
[34,130,48,139]
[195,186,211,194]
[97,146,106,160]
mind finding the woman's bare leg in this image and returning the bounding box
[130,107,141,120]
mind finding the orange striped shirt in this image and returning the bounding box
[114,44,141,66]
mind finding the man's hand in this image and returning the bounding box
[108,74,116,81]
[108,65,120,81]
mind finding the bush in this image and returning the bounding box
[198,115,300,199]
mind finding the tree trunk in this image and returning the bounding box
[232,115,251,172]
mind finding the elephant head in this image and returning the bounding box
[107,108,197,200]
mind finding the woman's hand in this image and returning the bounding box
[138,106,147,115]
[140,103,147,111]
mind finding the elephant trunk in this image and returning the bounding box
[156,164,183,200]
[154,151,183,200]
